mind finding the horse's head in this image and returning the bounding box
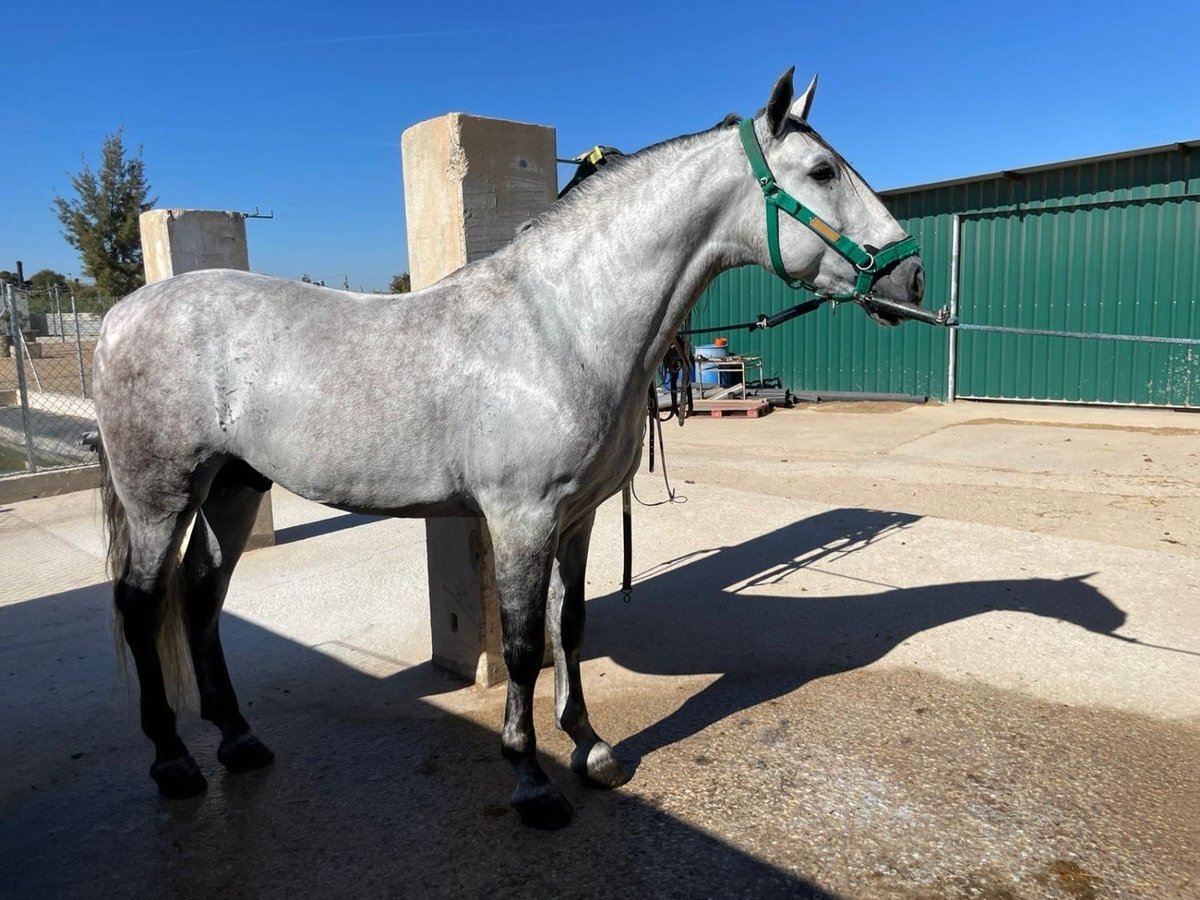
[741,67,924,325]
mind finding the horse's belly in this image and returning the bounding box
[238,427,476,516]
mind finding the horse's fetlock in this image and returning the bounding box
[501,730,535,761]
[557,697,587,734]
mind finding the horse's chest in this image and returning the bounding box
[560,408,645,499]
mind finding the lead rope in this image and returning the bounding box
[621,349,691,602]
[621,483,632,602]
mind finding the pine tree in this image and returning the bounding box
[54,131,156,297]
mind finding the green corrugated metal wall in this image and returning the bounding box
[692,142,1200,406]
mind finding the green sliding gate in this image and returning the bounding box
[954,197,1199,408]
[694,142,1200,408]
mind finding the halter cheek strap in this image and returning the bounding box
[738,118,920,300]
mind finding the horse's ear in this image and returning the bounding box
[765,66,796,137]
[790,73,818,123]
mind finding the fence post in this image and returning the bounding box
[70,290,87,398]
[5,284,38,472]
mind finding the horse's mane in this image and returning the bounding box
[518,111,876,237]
[518,114,742,235]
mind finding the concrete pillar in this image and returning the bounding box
[138,209,275,550]
[140,209,251,281]
[401,113,557,686]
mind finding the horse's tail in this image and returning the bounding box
[100,439,194,708]
[98,439,128,585]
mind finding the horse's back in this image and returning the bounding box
[94,270,489,511]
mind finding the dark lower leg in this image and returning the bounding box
[550,523,628,789]
[184,491,273,772]
[491,520,572,829]
[189,618,273,771]
[117,583,206,798]
[500,603,572,828]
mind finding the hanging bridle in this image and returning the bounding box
[737,117,920,302]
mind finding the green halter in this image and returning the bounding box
[738,118,920,300]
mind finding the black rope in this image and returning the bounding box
[680,297,829,336]
[621,483,632,603]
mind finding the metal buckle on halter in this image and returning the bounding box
[855,253,876,273]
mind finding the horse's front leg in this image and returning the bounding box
[549,511,629,789]
[487,511,574,829]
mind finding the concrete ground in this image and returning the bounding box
[1,399,1197,899]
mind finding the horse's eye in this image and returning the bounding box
[811,162,837,183]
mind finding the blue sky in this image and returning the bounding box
[3,0,1198,292]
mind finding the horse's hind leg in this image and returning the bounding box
[182,462,274,773]
[486,510,573,829]
[549,511,629,789]
[116,505,205,798]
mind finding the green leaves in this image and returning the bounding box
[53,130,156,298]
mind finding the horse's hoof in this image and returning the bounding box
[572,741,630,789]
[511,786,574,830]
[151,755,207,799]
[218,733,275,772]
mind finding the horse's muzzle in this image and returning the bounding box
[865,256,925,326]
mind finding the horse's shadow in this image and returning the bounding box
[582,508,1126,769]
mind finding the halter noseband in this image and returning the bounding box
[738,118,920,301]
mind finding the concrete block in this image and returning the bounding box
[402,113,557,289]
[9,337,41,359]
[402,113,557,686]
[139,209,250,282]
[425,519,508,685]
[244,498,276,551]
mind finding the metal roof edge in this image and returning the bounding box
[880,138,1200,196]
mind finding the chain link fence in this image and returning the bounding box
[2,283,116,477]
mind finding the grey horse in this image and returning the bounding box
[93,67,926,829]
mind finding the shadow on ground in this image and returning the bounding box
[583,508,1125,770]
[0,508,1130,898]
[274,512,387,545]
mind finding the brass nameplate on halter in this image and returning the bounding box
[809,217,842,243]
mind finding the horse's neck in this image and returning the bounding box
[514,128,756,388]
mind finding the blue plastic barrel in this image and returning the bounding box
[693,344,730,386]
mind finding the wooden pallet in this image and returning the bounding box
[689,398,772,419]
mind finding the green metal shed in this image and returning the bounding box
[692,139,1200,407]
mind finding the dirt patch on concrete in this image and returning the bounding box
[960,416,1200,437]
[806,400,921,414]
